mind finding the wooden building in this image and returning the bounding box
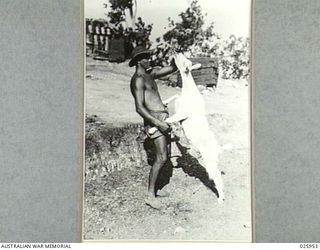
[177,57,219,88]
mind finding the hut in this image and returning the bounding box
[108,38,126,62]
[86,18,109,54]
[85,18,150,63]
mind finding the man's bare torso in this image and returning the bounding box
[131,72,165,112]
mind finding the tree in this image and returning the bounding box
[104,0,137,27]
[161,0,221,60]
[163,0,205,52]
[103,0,153,53]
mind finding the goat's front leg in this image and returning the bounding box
[165,112,188,123]
[147,112,188,135]
[191,63,201,71]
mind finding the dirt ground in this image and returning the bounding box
[83,57,252,241]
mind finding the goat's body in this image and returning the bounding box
[166,54,225,203]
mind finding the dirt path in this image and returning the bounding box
[84,58,251,241]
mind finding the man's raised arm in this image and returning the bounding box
[152,59,178,79]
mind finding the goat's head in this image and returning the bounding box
[173,53,201,74]
[173,53,192,74]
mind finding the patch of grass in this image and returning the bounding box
[85,114,147,189]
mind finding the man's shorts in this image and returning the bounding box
[144,109,169,139]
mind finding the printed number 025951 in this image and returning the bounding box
[300,244,318,249]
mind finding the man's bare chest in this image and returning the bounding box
[143,76,158,92]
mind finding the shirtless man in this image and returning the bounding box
[129,46,177,209]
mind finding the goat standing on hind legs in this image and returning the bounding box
[163,53,225,203]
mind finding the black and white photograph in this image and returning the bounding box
[83,0,252,241]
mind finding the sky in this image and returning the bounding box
[85,0,251,42]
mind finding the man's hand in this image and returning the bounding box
[156,121,172,134]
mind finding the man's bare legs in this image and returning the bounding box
[145,135,169,209]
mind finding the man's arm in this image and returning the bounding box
[152,59,178,79]
[131,77,171,132]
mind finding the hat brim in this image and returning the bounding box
[129,50,153,67]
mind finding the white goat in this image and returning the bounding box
[152,53,226,203]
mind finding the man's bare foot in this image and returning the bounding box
[145,197,163,210]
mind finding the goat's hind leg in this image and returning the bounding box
[198,144,225,204]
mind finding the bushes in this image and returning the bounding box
[153,0,250,81]
[219,36,250,80]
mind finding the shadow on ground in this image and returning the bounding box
[143,135,219,198]
[175,141,219,198]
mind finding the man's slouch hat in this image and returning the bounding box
[129,46,153,67]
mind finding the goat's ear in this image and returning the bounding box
[191,63,201,71]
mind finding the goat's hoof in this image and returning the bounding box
[217,195,225,204]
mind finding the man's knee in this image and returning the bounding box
[155,152,168,165]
